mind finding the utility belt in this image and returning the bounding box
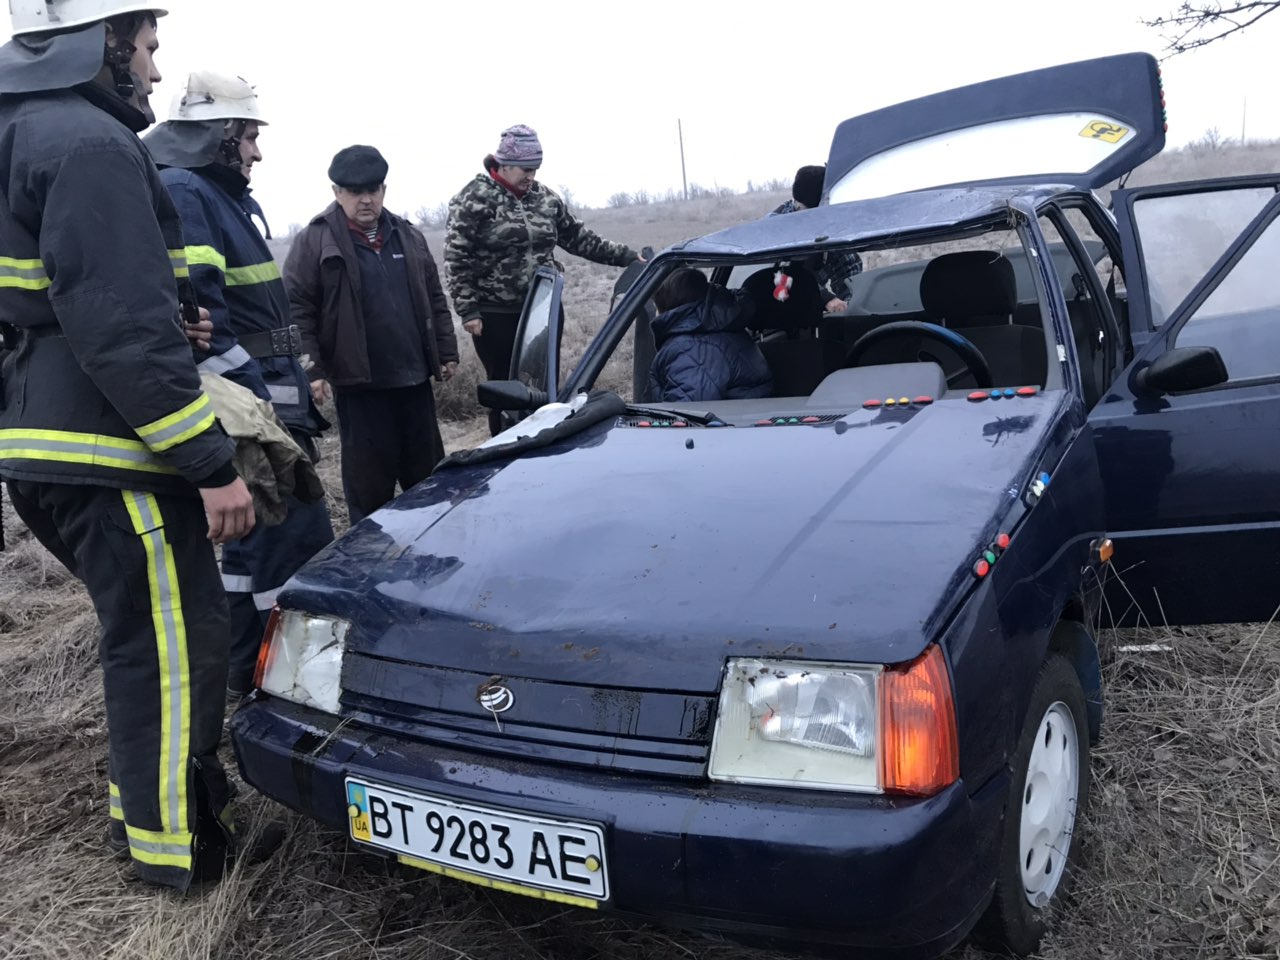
[239,325,302,359]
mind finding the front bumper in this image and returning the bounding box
[231,695,1007,958]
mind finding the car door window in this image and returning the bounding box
[1037,214,1113,407]
[1129,187,1273,327]
[1173,205,1280,384]
[512,269,562,397]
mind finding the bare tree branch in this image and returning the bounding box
[1143,1,1280,55]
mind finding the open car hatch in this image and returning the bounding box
[826,52,1166,202]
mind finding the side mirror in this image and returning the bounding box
[1134,346,1228,396]
[477,380,549,412]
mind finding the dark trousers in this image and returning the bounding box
[7,479,233,890]
[334,380,445,524]
[469,309,522,437]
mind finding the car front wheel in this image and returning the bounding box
[976,654,1091,956]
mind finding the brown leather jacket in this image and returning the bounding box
[283,203,459,387]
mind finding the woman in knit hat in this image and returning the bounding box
[444,124,642,435]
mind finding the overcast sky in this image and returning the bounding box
[10,0,1280,229]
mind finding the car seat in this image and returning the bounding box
[919,251,1048,387]
[740,264,827,396]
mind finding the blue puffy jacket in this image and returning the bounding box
[648,286,773,403]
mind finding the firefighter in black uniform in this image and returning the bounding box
[144,72,334,696]
[0,2,256,890]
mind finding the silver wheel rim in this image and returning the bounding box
[1019,701,1079,907]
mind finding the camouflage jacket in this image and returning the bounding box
[445,173,637,320]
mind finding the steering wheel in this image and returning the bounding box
[844,321,993,389]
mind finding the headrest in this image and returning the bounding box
[919,251,1017,327]
[739,263,825,332]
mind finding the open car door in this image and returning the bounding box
[477,267,565,430]
[1090,176,1280,626]
[510,266,564,401]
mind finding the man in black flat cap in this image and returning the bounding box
[284,145,459,524]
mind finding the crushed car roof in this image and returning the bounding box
[674,183,1071,258]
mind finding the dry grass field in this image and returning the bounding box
[2,143,1280,960]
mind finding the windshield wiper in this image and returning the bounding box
[622,404,728,427]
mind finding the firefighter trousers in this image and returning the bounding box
[6,479,234,890]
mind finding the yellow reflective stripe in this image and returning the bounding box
[109,780,124,821]
[397,855,600,910]
[0,448,177,474]
[154,410,215,451]
[109,781,121,797]
[1,428,152,452]
[225,260,281,287]
[136,393,215,451]
[125,823,193,846]
[122,492,191,836]
[184,244,227,272]
[0,429,179,475]
[169,248,189,279]
[125,824,192,868]
[137,394,210,438]
[0,255,50,290]
[128,846,191,869]
[184,244,279,287]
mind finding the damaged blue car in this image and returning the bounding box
[231,52,1280,958]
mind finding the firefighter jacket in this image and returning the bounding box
[158,165,323,436]
[0,89,235,494]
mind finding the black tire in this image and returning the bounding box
[975,654,1091,956]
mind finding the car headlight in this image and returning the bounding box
[254,609,349,714]
[709,647,959,796]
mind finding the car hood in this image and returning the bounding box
[286,394,1063,694]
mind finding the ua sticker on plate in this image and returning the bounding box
[347,781,374,842]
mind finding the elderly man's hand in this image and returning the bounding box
[183,307,213,351]
[824,297,848,314]
[463,318,483,337]
[441,361,459,382]
[310,378,332,404]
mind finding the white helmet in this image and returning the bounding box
[9,1,166,36]
[169,71,267,125]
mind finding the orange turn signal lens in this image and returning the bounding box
[252,606,282,690]
[880,645,959,797]
[1090,537,1114,565]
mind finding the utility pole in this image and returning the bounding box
[678,118,688,201]
[1241,96,1247,144]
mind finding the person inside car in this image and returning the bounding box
[769,164,863,313]
[648,268,773,403]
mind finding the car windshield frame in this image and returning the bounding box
[566,198,1073,414]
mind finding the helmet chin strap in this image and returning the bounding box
[217,119,248,169]
[103,34,137,101]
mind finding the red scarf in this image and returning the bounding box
[489,166,530,199]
